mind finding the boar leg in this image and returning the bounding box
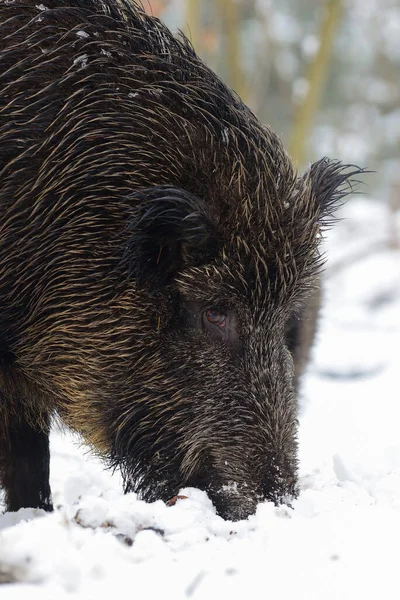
[0,410,53,512]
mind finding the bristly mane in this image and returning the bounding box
[0,0,365,309]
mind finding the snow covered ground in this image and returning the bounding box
[1,196,399,600]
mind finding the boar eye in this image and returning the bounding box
[204,308,226,329]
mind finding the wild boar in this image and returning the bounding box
[0,0,362,519]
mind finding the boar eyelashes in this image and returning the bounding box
[202,308,239,345]
[123,186,219,291]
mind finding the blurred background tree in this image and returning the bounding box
[145,0,400,206]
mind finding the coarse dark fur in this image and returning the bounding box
[0,0,364,520]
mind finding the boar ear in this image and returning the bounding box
[123,186,219,290]
[307,158,366,226]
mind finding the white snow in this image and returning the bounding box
[1,196,399,599]
[301,35,320,59]
[72,54,89,69]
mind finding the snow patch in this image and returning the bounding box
[73,54,88,69]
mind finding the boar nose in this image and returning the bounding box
[206,485,259,521]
